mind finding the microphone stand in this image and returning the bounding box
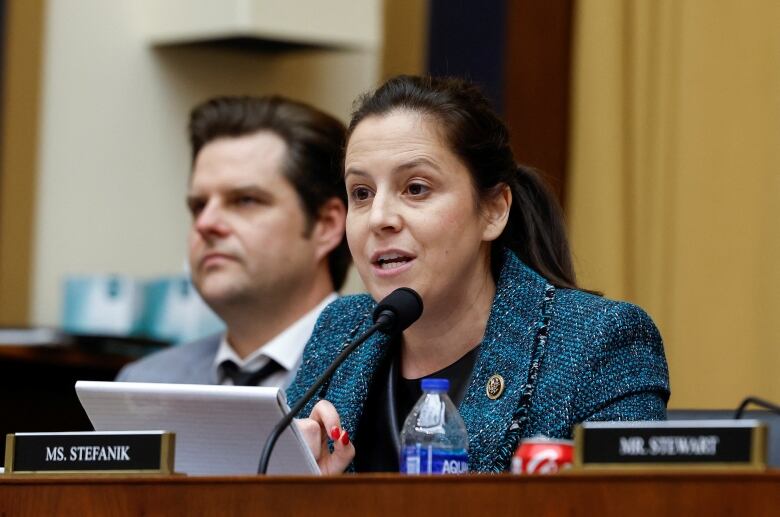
[257,317,390,474]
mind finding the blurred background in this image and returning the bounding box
[0,0,777,428]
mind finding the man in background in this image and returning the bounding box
[117,95,349,387]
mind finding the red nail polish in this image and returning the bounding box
[330,427,340,440]
[341,431,350,446]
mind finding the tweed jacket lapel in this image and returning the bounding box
[325,302,393,442]
[458,251,550,472]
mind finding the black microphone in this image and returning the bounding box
[372,287,423,335]
[257,287,423,474]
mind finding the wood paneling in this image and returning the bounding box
[0,0,45,325]
[381,0,429,80]
[504,0,574,204]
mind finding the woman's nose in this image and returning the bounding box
[368,192,402,234]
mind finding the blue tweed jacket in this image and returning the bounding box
[287,250,670,472]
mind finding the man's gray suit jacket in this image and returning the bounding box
[115,333,222,384]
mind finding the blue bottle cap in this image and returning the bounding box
[421,378,449,392]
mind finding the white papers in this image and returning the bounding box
[75,381,319,476]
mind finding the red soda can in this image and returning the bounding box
[511,437,574,474]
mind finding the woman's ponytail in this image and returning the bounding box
[497,165,578,290]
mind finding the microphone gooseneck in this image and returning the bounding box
[734,396,780,419]
[257,287,423,474]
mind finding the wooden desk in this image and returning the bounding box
[0,471,778,516]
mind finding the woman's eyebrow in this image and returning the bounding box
[394,157,441,173]
[344,168,369,179]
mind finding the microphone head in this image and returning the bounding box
[372,287,423,335]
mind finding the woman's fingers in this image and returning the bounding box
[306,400,356,475]
[309,400,341,434]
[322,426,355,475]
[294,418,324,459]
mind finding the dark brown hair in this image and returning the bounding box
[189,95,351,290]
[347,75,579,290]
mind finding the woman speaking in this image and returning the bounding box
[287,75,670,474]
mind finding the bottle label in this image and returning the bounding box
[417,399,445,429]
[400,445,468,475]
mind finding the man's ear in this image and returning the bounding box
[481,184,512,242]
[311,197,347,262]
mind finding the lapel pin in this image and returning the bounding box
[486,374,505,400]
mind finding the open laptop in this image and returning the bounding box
[75,381,320,476]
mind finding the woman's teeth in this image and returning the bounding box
[376,255,411,269]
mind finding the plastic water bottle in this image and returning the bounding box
[400,378,469,474]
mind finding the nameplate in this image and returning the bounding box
[4,431,175,475]
[573,420,766,470]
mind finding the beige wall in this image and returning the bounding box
[30,0,379,325]
[568,0,780,408]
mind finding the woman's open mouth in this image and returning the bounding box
[370,251,416,276]
[376,253,412,269]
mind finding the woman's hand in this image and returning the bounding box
[295,399,355,475]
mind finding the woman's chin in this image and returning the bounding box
[361,264,424,302]
[368,282,426,306]
[368,285,395,303]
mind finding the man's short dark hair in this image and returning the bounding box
[188,95,350,290]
